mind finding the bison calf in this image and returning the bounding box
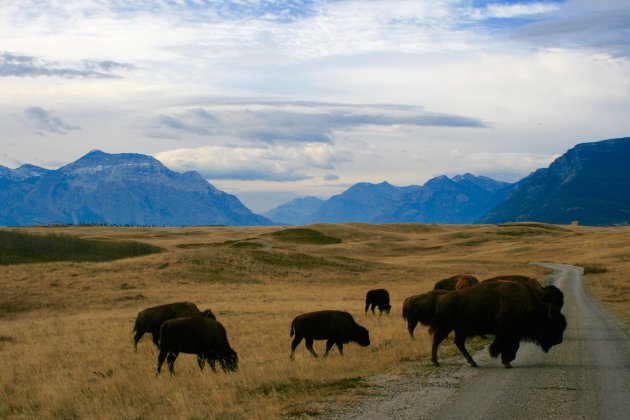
[365,288,391,315]
[133,301,215,351]
[402,289,451,338]
[433,274,479,291]
[157,316,237,375]
[431,281,567,368]
[290,310,370,359]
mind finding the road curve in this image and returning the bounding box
[328,263,630,420]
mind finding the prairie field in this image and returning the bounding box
[1,222,629,419]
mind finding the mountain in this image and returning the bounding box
[307,181,422,223]
[263,196,324,225]
[375,174,511,224]
[480,137,630,226]
[0,150,272,226]
[266,175,511,225]
[0,164,49,183]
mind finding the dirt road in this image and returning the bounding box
[326,263,630,419]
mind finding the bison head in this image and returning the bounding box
[537,305,567,352]
[542,285,564,309]
[382,304,392,315]
[353,325,371,347]
[220,350,238,372]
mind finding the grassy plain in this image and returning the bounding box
[0,223,629,419]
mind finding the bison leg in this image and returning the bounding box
[324,340,334,357]
[431,329,450,367]
[151,332,160,348]
[364,302,370,314]
[290,334,303,360]
[407,319,418,339]
[305,338,318,358]
[133,328,144,352]
[500,338,519,369]
[166,352,178,374]
[370,305,376,315]
[335,342,344,356]
[156,348,168,374]
[454,330,477,367]
[197,356,206,371]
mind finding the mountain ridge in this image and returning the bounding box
[3,136,629,227]
[265,174,511,225]
[480,137,630,226]
[0,150,272,226]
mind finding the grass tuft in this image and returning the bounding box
[578,263,608,274]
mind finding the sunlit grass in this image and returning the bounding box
[0,223,629,418]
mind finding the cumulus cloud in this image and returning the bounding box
[154,143,352,182]
[0,51,134,78]
[149,100,487,143]
[23,107,80,135]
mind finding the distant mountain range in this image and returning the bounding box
[2,137,629,227]
[265,137,630,226]
[265,174,511,225]
[0,150,271,226]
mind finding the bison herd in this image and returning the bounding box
[133,273,567,375]
[405,274,566,368]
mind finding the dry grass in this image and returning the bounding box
[1,223,629,419]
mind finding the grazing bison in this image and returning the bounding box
[430,280,567,368]
[433,274,479,291]
[402,289,451,338]
[482,275,564,308]
[157,316,237,374]
[290,310,370,359]
[365,288,391,315]
[133,301,215,351]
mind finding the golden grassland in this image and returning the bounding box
[0,222,629,419]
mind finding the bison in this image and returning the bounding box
[482,275,564,308]
[290,310,370,359]
[433,274,479,291]
[157,316,237,374]
[133,301,215,351]
[402,289,451,338]
[365,288,391,315]
[430,280,566,368]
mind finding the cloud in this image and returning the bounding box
[154,143,352,182]
[0,51,134,78]
[23,107,80,135]
[149,100,487,143]
[512,2,630,57]
[458,151,560,182]
[472,2,560,20]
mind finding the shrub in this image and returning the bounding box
[579,263,608,274]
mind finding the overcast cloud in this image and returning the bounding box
[1,0,629,212]
[23,107,80,135]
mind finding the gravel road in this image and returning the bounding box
[324,263,630,420]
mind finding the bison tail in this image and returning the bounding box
[290,319,295,337]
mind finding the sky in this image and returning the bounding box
[1,0,629,213]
